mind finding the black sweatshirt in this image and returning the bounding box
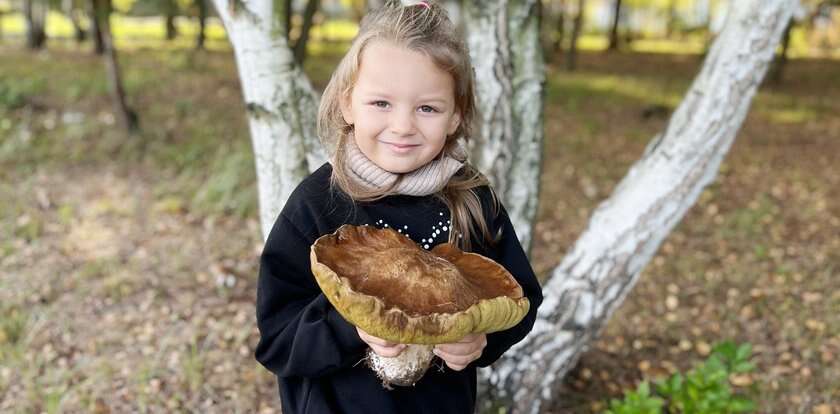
[255,163,543,414]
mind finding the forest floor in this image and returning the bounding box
[1,44,838,413]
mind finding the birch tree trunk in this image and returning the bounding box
[93,0,138,133]
[211,0,326,240]
[478,1,798,412]
[463,0,544,254]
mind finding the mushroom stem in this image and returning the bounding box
[367,344,435,388]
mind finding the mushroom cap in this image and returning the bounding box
[310,224,530,344]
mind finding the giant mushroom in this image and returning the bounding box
[310,224,530,387]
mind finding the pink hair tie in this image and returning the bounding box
[417,1,430,9]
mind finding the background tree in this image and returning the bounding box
[87,0,105,53]
[566,0,585,70]
[0,2,6,40]
[542,0,565,62]
[62,0,88,43]
[770,17,796,83]
[24,0,47,49]
[479,0,800,411]
[463,0,545,253]
[194,0,208,49]
[293,0,320,64]
[164,0,179,40]
[92,0,138,132]
[607,0,623,50]
[209,0,326,239]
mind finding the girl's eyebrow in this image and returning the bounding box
[420,97,450,104]
[361,92,450,104]
[361,91,394,99]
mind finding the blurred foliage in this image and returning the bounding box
[0,76,46,110]
[1,1,839,57]
[605,342,757,414]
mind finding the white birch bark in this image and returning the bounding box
[478,1,798,412]
[464,0,544,254]
[211,0,326,240]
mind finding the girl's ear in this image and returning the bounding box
[340,93,354,125]
[447,112,461,136]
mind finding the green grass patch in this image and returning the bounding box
[719,194,776,241]
[0,75,47,109]
[606,341,758,414]
[187,144,257,218]
[547,72,687,109]
[0,306,27,349]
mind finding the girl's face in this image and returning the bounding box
[340,40,461,174]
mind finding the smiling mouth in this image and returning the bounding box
[383,142,421,153]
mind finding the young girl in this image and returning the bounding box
[255,1,543,412]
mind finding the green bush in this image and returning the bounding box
[605,341,757,414]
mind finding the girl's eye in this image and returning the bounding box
[419,105,438,113]
[372,101,389,108]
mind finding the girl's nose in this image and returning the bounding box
[389,109,416,136]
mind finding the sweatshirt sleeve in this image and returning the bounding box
[473,204,543,368]
[254,214,367,378]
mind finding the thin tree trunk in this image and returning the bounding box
[478,1,798,411]
[607,0,621,50]
[666,0,677,38]
[24,0,47,49]
[94,0,138,133]
[283,0,293,40]
[88,0,105,54]
[165,0,178,40]
[770,18,794,84]
[546,0,565,63]
[195,0,207,50]
[211,0,327,240]
[64,0,87,43]
[566,0,584,71]
[293,0,320,64]
[464,0,544,254]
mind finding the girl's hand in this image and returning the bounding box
[433,333,487,371]
[356,327,406,357]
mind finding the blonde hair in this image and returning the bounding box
[317,0,497,251]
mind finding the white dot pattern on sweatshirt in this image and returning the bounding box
[367,211,450,249]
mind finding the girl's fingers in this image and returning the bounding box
[432,333,486,370]
[433,348,483,371]
[369,343,406,358]
[356,327,398,347]
[434,343,475,355]
[356,327,406,356]
[434,333,487,355]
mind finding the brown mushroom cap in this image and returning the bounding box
[310,224,530,344]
